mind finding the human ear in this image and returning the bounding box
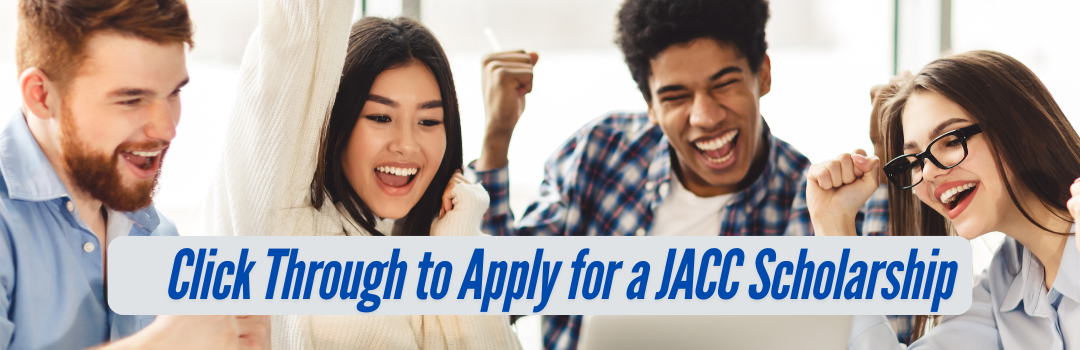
[19,67,58,120]
[757,53,772,97]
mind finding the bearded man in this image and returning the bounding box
[0,0,267,349]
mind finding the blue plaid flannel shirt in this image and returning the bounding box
[470,111,907,349]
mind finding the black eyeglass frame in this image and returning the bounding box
[883,124,983,189]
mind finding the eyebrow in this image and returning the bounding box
[419,100,443,110]
[368,95,442,110]
[368,94,398,108]
[902,117,969,151]
[709,66,743,81]
[175,77,190,91]
[654,66,743,96]
[107,88,155,98]
[106,77,190,99]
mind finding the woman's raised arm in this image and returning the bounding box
[202,0,354,237]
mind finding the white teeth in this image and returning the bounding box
[694,130,739,151]
[940,183,976,204]
[130,150,161,157]
[375,166,418,177]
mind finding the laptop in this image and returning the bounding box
[578,315,852,350]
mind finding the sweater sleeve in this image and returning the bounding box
[201,0,353,237]
[430,183,491,236]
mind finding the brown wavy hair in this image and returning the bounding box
[16,0,193,91]
[882,50,1080,341]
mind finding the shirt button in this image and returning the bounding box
[645,182,656,191]
[658,182,670,195]
[66,201,75,212]
[635,228,646,236]
[83,242,95,253]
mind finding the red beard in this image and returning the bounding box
[59,105,165,212]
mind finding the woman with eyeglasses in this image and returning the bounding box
[806,50,1079,349]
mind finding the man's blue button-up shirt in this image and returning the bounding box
[0,110,179,350]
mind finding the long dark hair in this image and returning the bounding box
[311,17,463,236]
[882,50,1080,341]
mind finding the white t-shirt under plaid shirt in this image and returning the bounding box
[649,174,737,236]
[469,112,814,349]
[469,111,901,349]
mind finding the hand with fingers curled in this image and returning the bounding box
[477,50,539,171]
[481,50,539,137]
[433,171,490,236]
[806,149,882,236]
[440,171,472,218]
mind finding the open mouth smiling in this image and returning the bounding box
[935,181,979,219]
[374,166,418,188]
[120,147,166,179]
[692,129,739,164]
[122,149,162,170]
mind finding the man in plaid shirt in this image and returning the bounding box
[468,0,905,348]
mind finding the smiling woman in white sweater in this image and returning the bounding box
[200,0,521,349]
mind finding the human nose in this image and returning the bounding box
[919,157,951,183]
[144,98,178,142]
[387,118,419,155]
[688,92,726,130]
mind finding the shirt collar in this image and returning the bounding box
[646,135,673,196]
[736,121,780,208]
[1000,234,1079,314]
[123,207,162,234]
[0,110,69,201]
[1000,240,1045,315]
[647,118,780,208]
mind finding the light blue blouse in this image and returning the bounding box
[851,235,1078,349]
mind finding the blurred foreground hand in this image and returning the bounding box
[99,315,270,350]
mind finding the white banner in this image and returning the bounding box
[108,236,973,315]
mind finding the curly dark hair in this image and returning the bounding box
[616,0,770,102]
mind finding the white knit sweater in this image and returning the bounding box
[201,0,521,348]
